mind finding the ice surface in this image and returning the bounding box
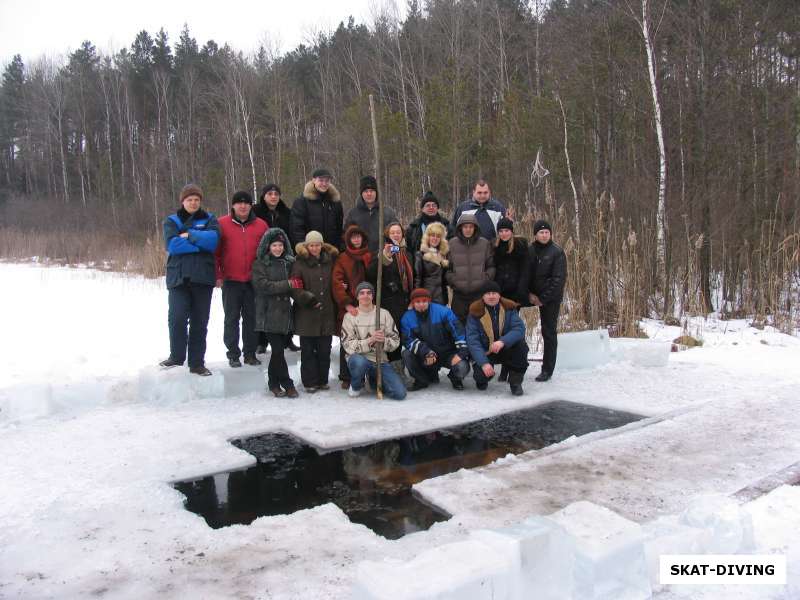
[549,501,651,600]
[471,517,575,600]
[352,540,514,600]
[556,329,611,370]
[678,494,755,554]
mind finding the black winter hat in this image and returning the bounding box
[360,175,378,193]
[420,190,439,209]
[312,167,333,179]
[231,190,253,205]
[497,217,514,232]
[533,220,552,235]
[261,183,281,197]
[480,280,502,296]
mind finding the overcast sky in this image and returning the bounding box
[0,0,402,65]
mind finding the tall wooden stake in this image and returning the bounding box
[369,94,384,399]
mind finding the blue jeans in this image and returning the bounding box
[347,354,407,400]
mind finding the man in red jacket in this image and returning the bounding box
[215,191,268,367]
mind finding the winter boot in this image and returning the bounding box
[535,371,551,382]
[498,365,509,382]
[159,357,183,368]
[390,359,411,386]
[229,357,242,368]
[243,355,261,366]
[508,370,525,396]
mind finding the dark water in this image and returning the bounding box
[174,400,643,539]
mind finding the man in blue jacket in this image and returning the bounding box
[466,281,528,395]
[160,184,220,376]
[449,179,508,242]
[400,288,471,391]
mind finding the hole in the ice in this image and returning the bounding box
[173,400,644,539]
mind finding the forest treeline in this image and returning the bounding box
[0,0,798,331]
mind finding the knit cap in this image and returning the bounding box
[304,231,324,244]
[180,183,203,202]
[356,281,375,296]
[533,220,552,235]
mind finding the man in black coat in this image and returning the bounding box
[291,168,344,251]
[405,191,450,255]
[528,220,567,381]
[253,182,293,245]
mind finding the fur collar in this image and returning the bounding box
[294,241,339,263]
[303,180,341,203]
[468,297,519,318]
[420,240,449,267]
[177,207,209,223]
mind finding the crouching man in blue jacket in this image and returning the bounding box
[159,184,220,376]
[466,281,528,396]
[400,288,471,391]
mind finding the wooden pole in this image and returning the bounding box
[369,94,384,399]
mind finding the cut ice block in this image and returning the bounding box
[678,495,755,554]
[138,367,225,402]
[472,517,575,600]
[556,329,611,371]
[611,339,670,367]
[549,501,651,600]
[352,540,514,600]
[641,516,710,585]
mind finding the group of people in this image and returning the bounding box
[159,170,567,400]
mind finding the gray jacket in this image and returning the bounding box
[343,196,398,253]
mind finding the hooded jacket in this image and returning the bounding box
[214,209,268,282]
[445,214,495,296]
[163,207,220,288]
[251,227,295,334]
[343,196,398,254]
[290,239,339,336]
[291,181,344,250]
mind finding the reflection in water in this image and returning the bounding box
[174,401,643,539]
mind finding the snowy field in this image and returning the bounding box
[1,262,798,599]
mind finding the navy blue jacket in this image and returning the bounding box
[163,208,220,288]
[465,298,526,366]
[400,302,469,360]
[449,197,506,241]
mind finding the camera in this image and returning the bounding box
[390,245,400,254]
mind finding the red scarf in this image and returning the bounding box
[394,249,413,293]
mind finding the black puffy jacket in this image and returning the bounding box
[494,236,529,305]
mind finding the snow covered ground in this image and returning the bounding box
[1,263,798,599]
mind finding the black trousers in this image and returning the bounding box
[402,348,470,383]
[339,345,351,382]
[450,290,481,324]
[264,333,294,389]
[222,280,257,359]
[472,340,529,385]
[539,302,561,375]
[167,282,213,368]
[299,336,332,387]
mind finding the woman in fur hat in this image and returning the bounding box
[332,224,372,388]
[290,230,339,392]
[413,221,449,305]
